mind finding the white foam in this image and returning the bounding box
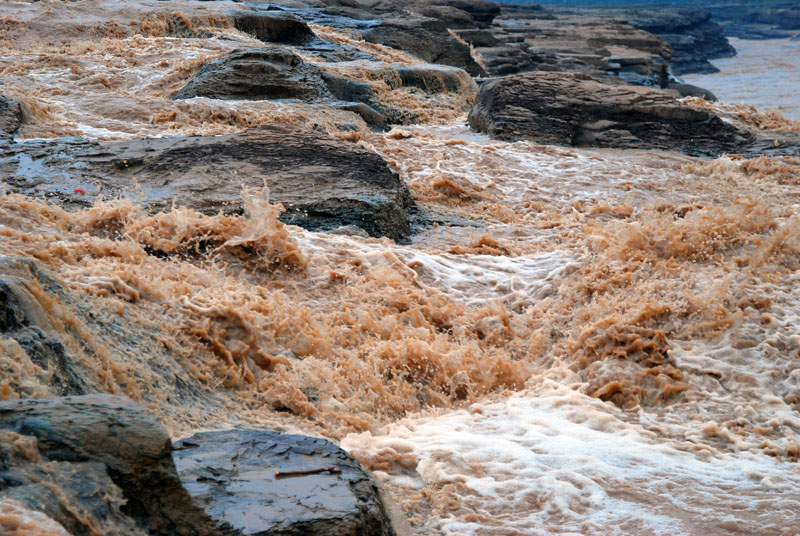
[343,381,800,535]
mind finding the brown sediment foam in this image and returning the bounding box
[684,96,800,131]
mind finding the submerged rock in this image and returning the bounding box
[172,47,331,101]
[469,71,749,155]
[174,429,398,536]
[0,257,88,397]
[0,125,418,241]
[0,97,21,139]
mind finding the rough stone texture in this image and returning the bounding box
[173,429,397,536]
[0,125,418,241]
[0,395,218,536]
[667,81,717,102]
[0,97,22,139]
[362,17,486,76]
[469,71,750,155]
[475,10,670,86]
[172,48,331,101]
[0,257,88,397]
[324,63,476,124]
[232,11,316,44]
[622,8,736,75]
[435,0,500,25]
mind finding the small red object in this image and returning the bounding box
[74,189,85,194]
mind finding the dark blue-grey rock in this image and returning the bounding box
[0,97,21,139]
[173,429,397,536]
[232,11,316,44]
[0,395,219,535]
[469,71,750,155]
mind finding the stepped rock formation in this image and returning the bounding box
[0,126,419,241]
[622,8,736,75]
[469,71,750,155]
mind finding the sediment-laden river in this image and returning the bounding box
[1,1,800,534]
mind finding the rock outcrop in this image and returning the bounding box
[172,48,331,101]
[232,10,316,44]
[468,9,671,86]
[0,395,218,535]
[0,125,419,241]
[0,396,400,536]
[469,71,750,155]
[173,46,475,127]
[174,429,397,536]
[622,8,736,75]
[0,258,88,397]
[0,97,21,139]
[361,16,486,76]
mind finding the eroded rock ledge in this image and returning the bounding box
[468,71,750,155]
[0,125,420,242]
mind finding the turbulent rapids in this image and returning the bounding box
[1,0,800,535]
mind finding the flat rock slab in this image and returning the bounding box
[468,71,751,155]
[0,125,418,241]
[173,429,396,536]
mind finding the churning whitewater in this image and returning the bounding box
[1,0,799,534]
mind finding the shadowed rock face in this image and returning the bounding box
[469,71,750,155]
[0,397,399,536]
[0,97,21,139]
[623,8,736,75]
[232,11,316,44]
[174,429,397,536]
[0,125,419,242]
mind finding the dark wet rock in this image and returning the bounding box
[173,429,397,536]
[172,47,331,101]
[413,5,477,29]
[436,0,500,26]
[453,28,499,47]
[0,125,418,241]
[667,81,717,102]
[232,10,316,44]
[0,395,219,536]
[322,63,476,124]
[333,101,387,129]
[622,8,736,75]
[0,257,88,397]
[469,71,750,155]
[362,17,486,76]
[476,11,670,85]
[0,97,22,139]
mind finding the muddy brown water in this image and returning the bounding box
[1,1,800,534]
